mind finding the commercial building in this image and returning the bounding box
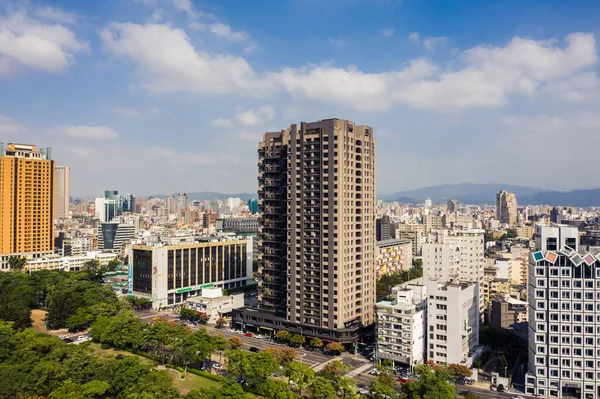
[376,215,395,241]
[525,223,600,398]
[496,190,518,226]
[185,287,244,324]
[95,197,116,222]
[54,165,70,220]
[216,217,259,233]
[97,223,135,251]
[426,279,480,366]
[247,199,258,215]
[376,239,413,278]
[376,284,427,368]
[129,237,252,309]
[0,143,54,254]
[233,118,376,344]
[447,200,458,213]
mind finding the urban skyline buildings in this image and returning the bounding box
[497,190,518,226]
[0,143,54,254]
[54,165,70,220]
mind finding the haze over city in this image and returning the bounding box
[2,0,600,195]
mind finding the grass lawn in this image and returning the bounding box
[87,342,155,366]
[167,369,221,394]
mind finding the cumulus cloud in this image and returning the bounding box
[0,8,88,76]
[210,118,233,128]
[409,32,420,43]
[423,36,448,51]
[55,126,119,139]
[236,105,275,126]
[0,115,27,135]
[190,22,248,41]
[382,29,394,37]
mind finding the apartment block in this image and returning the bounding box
[0,143,54,255]
[129,238,252,309]
[525,223,600,398]
[426,279,480,366]
[376,284,427,368]
[54,165,70,220]
[234,118,376,344]
[376,239,413,278]
[496,190,518,226]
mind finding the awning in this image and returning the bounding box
[245,324,255,327]
[236,321,243,325]
[260,326,274,331]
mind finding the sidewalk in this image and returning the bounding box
[312,356,343,371]
[347,362,375,377]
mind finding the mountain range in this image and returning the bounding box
[380,183,600,207]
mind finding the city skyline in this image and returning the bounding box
[2,0,600,195]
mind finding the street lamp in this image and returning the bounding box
[300,353,307,364]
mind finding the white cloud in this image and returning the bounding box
[210,118,232,128]
[0,8,88,76]
[542,71,600,103]
[34,6,77,25]
[236,105,275,126]
[382,28,394,37]
[114,107,142,117]
[328,37,346,47]
[190,22,248,41]
[55,126,119,139]
[100,23,270,95]
[171,0,196,18]
[408,32,420,43]
[422,36,448,51]
[0,115,27,135]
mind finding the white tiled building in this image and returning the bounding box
[525,223,600,398]
[376,284,427,368]
[426,279,480,366]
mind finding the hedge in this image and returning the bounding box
[187,367,227,383]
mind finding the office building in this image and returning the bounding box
[447,200,458,213]
[426,279,480,366]
[177,193,187,214]
[376,284,427,368]
[376,215,395,241]
[0,143,54,254]
[496,190,518,226]
[166,196,175,214]
[247,198,258,215]
[234,118,376,344]
[525,223,600,398]
[216,217,259,233]
[129,238,253,308]
[424,198,432,209]
[97,223,135,251]
[54,165,70,220]
[95,197,116,222]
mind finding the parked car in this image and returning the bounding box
[244,333,253,337]
[249,347,260,353]
[212,362,222,370]
[397,377,409,383]
[77,335,89,341]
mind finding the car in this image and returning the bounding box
[368,368,381,376]
[77,335,89,341]
[511,396,525,399]
[497,384,505,392]
[397,377,409,383]
[229,329,237,333]
[244,333,253,337]
[458,391,470,397]
[357,388,370,395]
[63,338,74,343]
[212,363,222,370]
[254,334,263,339]
[249,347,260,353]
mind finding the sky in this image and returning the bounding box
[1,0,600,197]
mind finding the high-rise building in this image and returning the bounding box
[94,197,116,222]
[0,143,54,254]
[447,199,458,213]
[233,118,376,344]
[524,223,600,398]
[54,165,70,220]
[97,223,135,251]
[496,190,518,226]
[376,215,394,241]
[177,193,187,214]
[247,198,258,215]
[424,197,432,209]
[166,196,175,214]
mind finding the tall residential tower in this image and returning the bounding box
[496,190,518,226]
[234,118,376,344]
[54,165,70,220]
[0,143,54,254]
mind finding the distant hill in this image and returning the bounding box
[379,183,545,204]
[150,192,257,201]
[519,189,600,207]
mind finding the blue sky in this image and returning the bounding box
[2,0,600,197]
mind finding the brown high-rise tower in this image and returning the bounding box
[249,119,376,342]
[0,143,55,254]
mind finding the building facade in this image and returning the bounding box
[235,118,376,344]
[0,143,54,254]
[525,223,600,398]
[496,190,518,226]
[216,217,259,233]
[376,215,395,241]
[97,223,135,251]
[376,239,413,278]
[54,165,70,220]
[129,238,252,309]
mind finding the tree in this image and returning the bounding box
[335,376,359,399]
[276,348,297,366]
[216,317,227,328]
[448,363,472,378]
[411,258,423,269]
[284,361,315,395]
[261,379,295,399]
[464,393,480,399]
[227,336,243,349]
[320,360,349,380]
[82,259,104,282]
[290,334,306,346]
[307,377,336,399]
[325,341,344,354]
[275,330,291,342]
[309,337,323,349]
[106,258,120,272]
[263,347,280,358]
[199,314,210,324]
[244,352,279,389]
[402,365,455,399]
[497,355,509,377]
[8,256,27,272]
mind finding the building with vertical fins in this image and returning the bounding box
[0,143,55,257]
[54,165,70,220]
[233,118,377,345]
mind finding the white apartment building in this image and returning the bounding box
[525,223,600,398]
[422,229,485,315]
[426,279,480,366]
[185,287,244,324]
[25,251,117,272]
[376,284,427,368]
[54,165,70,220]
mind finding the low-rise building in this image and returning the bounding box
[376,239,413,278]
[185,287,244,324]
[376,284,427,368]
[25,251,118,272]
[489,295,527,339]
